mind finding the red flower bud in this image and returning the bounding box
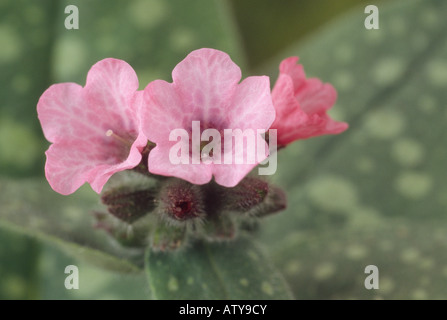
[101,188,156,223]
[157,179,205,222]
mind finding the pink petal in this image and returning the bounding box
[142,49,276,188]
[84,58,140,136]
[271,56,348,146]
[38,59,141,145]
[210,76,274,187]
[279,113,348,143]
[44,143,94,195]
[171,48,241,122]
[212,139,270,188]
[279,57,306,94]
[37,83,84,143]
[271,74,303,119]
[229,76,275,130]
[89,130,148,193]
[148,142,213,185]
[295,79,337,115]
[45,130,146,195]
[141,80,185,143]
[38,58,146,195]
[271,73,308,140]
[213,162,259,188]
[271,108,309,146]
[319,114,349,134]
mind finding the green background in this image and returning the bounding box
[2,0,447,299]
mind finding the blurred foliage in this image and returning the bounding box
[258,0,447,299]
[0,229,39,299]
[0,0,54,177]
[1,0,447,299]
[0,0,247,299]
[39,245,150,299]
[146,237,292,299]
[228,0,384,70]
[50,0,244,85]
[0,178,144,273]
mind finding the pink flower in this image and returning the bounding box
[270,57,348,146]
[37,58,147,195]
[141,48,275,187]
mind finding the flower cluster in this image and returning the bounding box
[37,48,347,250]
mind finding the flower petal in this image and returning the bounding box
[212,139,270,188]
[89,130,148,193]
[142,49,276,187]
[281,113,348,143]
[148,143,213,185]
[172,48,241,122]
[271,56,348,146]
[213,162,259,188]
[279,57,306,94]
[141,80,185,142]
[271,73,304,119]
[319,114,349,135]
[271,109,309,146]
[44,128,146,195]
[38,58,145,195]
[44,143,95,195]
[229,76,275,130]
[271,73,308,144]
[37,83,84,143]
[84,58,140,136]
[295,78,337,115]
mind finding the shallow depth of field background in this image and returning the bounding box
[1,0,447,299]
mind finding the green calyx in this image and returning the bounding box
[94,172,287,252]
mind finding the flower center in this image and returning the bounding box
[187,121,226,162]
[105,129,132,147]
[173,200,194,219]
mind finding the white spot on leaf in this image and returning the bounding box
[261,282,274,296]
[168,276,179,292]
[373,58,405,86]
[391,138,424,167]
[365,109,405,139]
[395,171,433,199]
[307,176,358,212]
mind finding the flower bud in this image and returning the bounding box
[215,176,287,217]
[203,214,236,241]
[101,187,156,223]
[256,185,287,217]
[91,210,148,247]
[157,179,205,223]
[227,177,269,212]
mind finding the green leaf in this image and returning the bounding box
[145,237,293,299]
[1,0,248,299]
[0,229,40,299]
[52,0,245,86]
[0,0,55,132]
[0,0,55,176]
[0,178,142,273]
[257,0,447,299]
[228,0,374,69]
[266,219,447,299]
[39,244,151,299]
